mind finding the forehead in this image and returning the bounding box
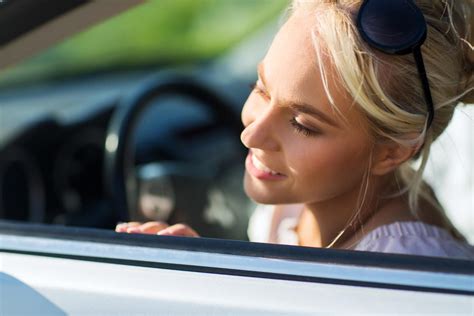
[262,9,362,127]
[264,11,318,94]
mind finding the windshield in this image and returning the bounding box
[0,0,286,89]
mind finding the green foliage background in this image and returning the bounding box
[0,0,287,87]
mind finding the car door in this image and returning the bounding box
[1,221,472,315]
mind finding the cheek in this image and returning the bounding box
[286,136,371,186]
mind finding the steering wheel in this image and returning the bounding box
[104,73,246,237]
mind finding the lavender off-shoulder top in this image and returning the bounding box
[247,204,474,260]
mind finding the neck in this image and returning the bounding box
[296,175,392,248]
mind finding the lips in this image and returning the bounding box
[251,153,281,175]
[245,151,286,180]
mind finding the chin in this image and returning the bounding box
[243,173,294,205]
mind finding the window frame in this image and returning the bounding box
[1,220,472,296]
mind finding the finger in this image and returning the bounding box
[128,221,169,234]
[157,223,199,237]
[115,222,141,233]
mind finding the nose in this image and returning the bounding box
[240,100,280,151]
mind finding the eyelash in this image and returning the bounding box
[289,118,320,137]
[249,83,267,98]
[249,82,320,137]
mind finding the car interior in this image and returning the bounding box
[0,0,292,241]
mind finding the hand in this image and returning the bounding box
[115,221,199,237]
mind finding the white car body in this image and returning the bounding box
[1,223,473,315]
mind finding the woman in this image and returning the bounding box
[116,0,473,259]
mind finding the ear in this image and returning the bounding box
[370,140,421,176]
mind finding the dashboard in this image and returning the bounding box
[0,71,254,239]
[0,109,111,226]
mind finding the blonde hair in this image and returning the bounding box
[291,0,473,240]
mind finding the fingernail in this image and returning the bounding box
[157,230,169,235]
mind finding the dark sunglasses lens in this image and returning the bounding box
[358,0,426,53]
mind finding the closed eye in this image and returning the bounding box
[249,82,269,100]
[249,82,320,137]
[289,117,320,137]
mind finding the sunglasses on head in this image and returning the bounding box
[357,0,434,129]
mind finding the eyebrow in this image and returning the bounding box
[286,102,339,127]
[257,62,339,127]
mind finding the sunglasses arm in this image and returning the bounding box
[413,47,435,128]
